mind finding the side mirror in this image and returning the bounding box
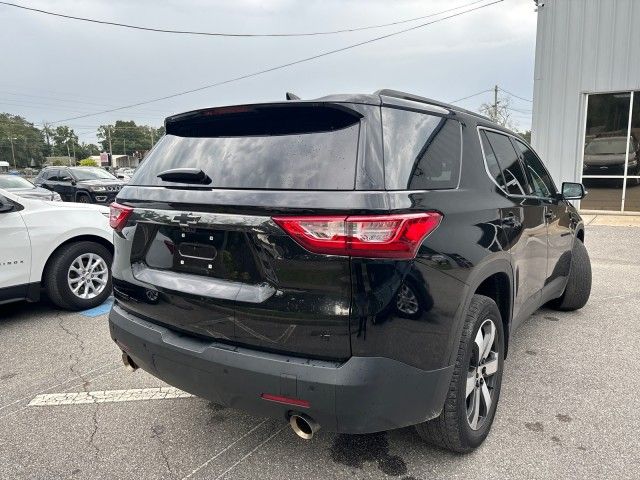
[561,182,587,200]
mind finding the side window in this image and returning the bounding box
[59,169,73,182]
[514,140,556,198]
[484,131,531,196]
[479,131,507,190]
[47,169,60,181]
[382,108,461,190]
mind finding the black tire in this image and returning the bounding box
[415,295,504,453]
[548,240,591,311]
[76,193,91,203]
[44,241,113,310]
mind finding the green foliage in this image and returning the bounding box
[79,158,99,167]
[0,113,48,168]
[0,113,162,168]
[97,120,164,155]
[518,130,532,143]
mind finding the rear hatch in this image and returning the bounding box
[112,102,381,360]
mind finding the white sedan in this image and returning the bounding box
[0,189,113,310]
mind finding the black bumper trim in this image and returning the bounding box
[109,304,453,434]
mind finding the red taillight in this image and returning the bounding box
[272,212,442,259]
[109,202,133,232]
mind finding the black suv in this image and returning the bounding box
[35,166,124,204]
[108,90,591,452]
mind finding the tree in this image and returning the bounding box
[518,130,532,143]
[52,125,80,159]
[0,113,48,168]
[97,120,164,157]
[79,158,99,167]
[479,95,515,130]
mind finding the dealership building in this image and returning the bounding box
[531,0,640,213]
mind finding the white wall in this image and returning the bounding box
[531,0,640,184]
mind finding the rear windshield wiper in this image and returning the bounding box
[157,168,212,185]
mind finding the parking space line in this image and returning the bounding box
[28,387,193,406]
[0,363,120,420]
[212,425,287,480]
[79,297,114,318]
[181,420,268,480]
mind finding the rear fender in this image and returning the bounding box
[447,257,513,366]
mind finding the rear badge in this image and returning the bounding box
[171,212,201,232]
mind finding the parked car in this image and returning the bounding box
[583,134,639,176]
[114,169,132,183]
[0,189,113,310]
[0,174,62,201]
[107,90,591,452]
[34,166,124,204]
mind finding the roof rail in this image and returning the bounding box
[374,88,491,122]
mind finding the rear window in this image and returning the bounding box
[131,104,361,190]
[382,108,462,190]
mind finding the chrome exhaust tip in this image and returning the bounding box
[289,413,319,440]
[121,351,138,372]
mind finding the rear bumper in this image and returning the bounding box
[109,304,453,434]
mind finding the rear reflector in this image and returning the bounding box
[109,202,133,232]
[273,212,442,259]
[260,393,310,408]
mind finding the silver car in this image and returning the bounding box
[0,174,62,201]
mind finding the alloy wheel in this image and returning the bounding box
[67,253,109,300]
[466,318,499,430]
[396,283,419,315]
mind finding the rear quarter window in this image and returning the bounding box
[382,108,462,190]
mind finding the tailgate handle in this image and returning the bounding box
[157,168,212,185]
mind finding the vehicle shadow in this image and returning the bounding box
[0,298,66,326]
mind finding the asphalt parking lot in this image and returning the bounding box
[1,224,639,480]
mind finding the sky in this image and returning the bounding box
[0,0,538,145]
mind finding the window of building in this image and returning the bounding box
[581,91,640,212]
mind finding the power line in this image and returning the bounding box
[0,0,487,38]
[498,87,532,103]
[449,89,493,104]
[0,91,170,114]
[51,0,503,124]
[509,107,533,114]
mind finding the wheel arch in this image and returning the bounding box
[474,272,512,357]
[75,190,92,202]
[462,259,514,359]
[41,234,114,287]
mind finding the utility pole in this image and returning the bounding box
[9,137,16,169]
[72,142,76,164]
[123,139,126,155]
[66,142,71,166]
[107,126,113,168]
[493,85,499,121]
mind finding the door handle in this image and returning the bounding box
[502,212,520,227]
[544,209,556,222]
